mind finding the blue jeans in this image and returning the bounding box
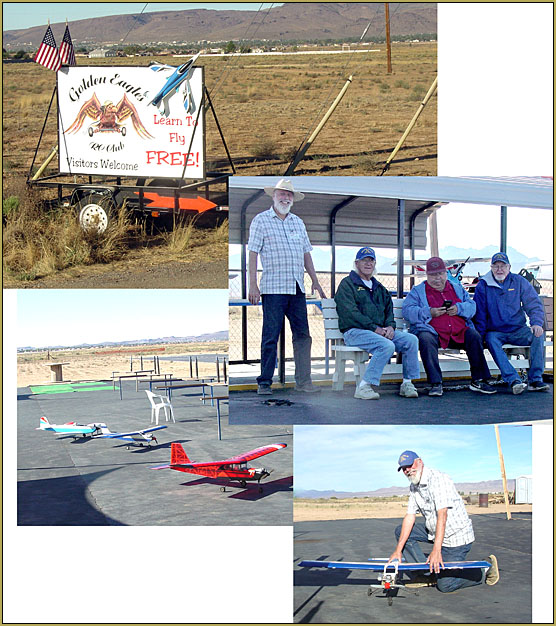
[258,286,312,387]
[395,523,484,593]
[343,328,420,386]
[485,326,545,384]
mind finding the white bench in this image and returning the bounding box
[321,297,550,391]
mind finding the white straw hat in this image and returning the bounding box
[263,178,304,201]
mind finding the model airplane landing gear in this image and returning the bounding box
[220,486,226,492]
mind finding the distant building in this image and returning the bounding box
[88,49,116,58]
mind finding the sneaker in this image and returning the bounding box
[428,384,443,397]
[485,554,499,586]
[354,383,380,400]
[405,573,437,588]
[470,380,497,394]
[295,383,321,393]
[511,380,527,395]
[257,384,272,395]
[399,381,418,398]
[528,380,550,392]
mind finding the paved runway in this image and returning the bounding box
[294,514,532,623]
[229,381,553,425]
[17,381,292,525]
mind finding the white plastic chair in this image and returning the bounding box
[145,390,175,425]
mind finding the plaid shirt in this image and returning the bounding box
[407,467,475,547]
[248,207,313,295]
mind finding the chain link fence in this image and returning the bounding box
[230,269,553,363]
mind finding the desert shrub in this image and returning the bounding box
[408,84,427,101]
[394,79,410,89]
[3,196,20,220]
[252,137,279,160]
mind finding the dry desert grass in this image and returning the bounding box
[17,341,228,388]
[294,497,532,522]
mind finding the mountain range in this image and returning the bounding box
[3,3,437,48]
[17,330,227,352]
[295,479,518,498]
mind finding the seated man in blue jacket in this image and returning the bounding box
[335,247,420,400]
[473,252,549,394]
[402,257,496,397]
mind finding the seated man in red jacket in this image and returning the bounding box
[402,257,496,397]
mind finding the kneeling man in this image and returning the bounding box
[335,247,420,400]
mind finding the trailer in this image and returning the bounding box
[28,60,234,232]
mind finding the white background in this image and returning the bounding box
[3,3,553,623]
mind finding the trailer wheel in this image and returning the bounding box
[77,194,115,233]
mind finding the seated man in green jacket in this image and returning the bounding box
[334,247,420,400]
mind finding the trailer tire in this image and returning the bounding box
[77,194,115,234]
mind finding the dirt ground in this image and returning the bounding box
[17,342,227,387]
[293,499,532,522]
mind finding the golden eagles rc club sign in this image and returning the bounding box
[57,64,205,179]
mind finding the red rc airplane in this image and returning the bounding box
[151,442,287,492]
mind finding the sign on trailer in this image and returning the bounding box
[56,65,205,179]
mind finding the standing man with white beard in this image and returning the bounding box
[248,179,326,395]
[387,451,499,593]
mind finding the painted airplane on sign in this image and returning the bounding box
[149,52,201,117]
[151,442,287,492]
[299,558,491,605]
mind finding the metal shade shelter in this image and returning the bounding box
[230,175,553,296]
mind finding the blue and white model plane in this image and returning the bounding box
[37,416,107,438]
[92,424,167,448]
[149,52,201,117]
[299,558,491,605]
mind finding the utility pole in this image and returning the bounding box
[385,3,392,74]
[494,425,512,521]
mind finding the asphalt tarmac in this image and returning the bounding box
[17,381,292,525]
[294,513,532,623]
[229,380,553,425]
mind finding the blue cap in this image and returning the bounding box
[356,247,376,261]
[491,252,510,265]
[397,450,419,471]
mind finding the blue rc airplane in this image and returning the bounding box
[149,52,201,117]
[299,558,491,605]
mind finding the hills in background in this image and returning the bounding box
[17,330,228,352]
[3,3,437,48]
[295,479,518,498]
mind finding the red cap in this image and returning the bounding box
[426,257,447,273]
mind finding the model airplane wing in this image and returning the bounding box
[299,559,491,571]
[94,425,167,439]
[160,443,288,469]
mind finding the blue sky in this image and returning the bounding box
[293,425,533,492]
[2,3,280,31]
[16,289,228,347]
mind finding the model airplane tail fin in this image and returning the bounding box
[171,443,190,465]
[38,416,52,429]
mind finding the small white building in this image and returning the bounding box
[515,475,532,504]
[88,49,116,58]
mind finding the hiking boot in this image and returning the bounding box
[470,379,497,394]
[295,383,321,393]
[257,384,273,395]
[528,380,550,392]
[405,573,437,588]
[485,554,499,586]
[354,383,380,400]
[511,380,527,395]
[428,384,443,397]
[399,381,418,398]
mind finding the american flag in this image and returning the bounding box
[59,24,76,66]
[34,25,61,71]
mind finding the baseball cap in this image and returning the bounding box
[355,247,376,261]
[426,257,447,273]
[397,450,420,471]
[491,252,510,265]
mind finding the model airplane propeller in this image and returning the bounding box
[151,442,287,492]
